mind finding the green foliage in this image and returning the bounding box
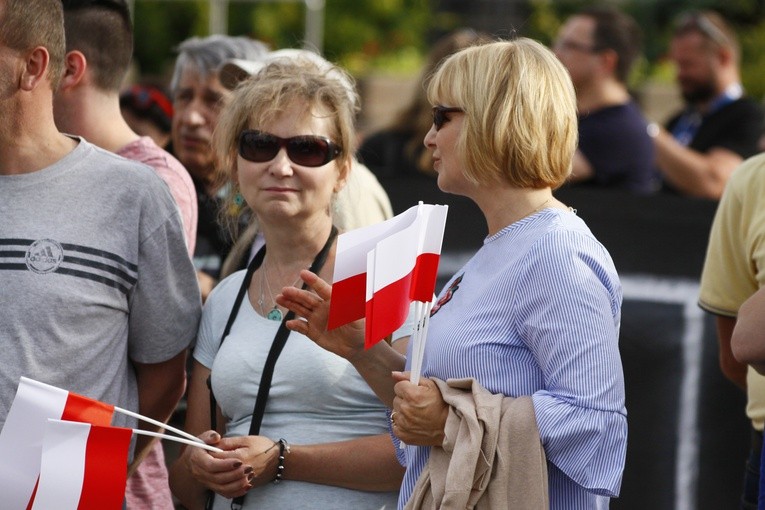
[130,0,765,98]
[739,24,765,98]
[132,0,434,79]
[132,1,208,77]
[524,0,563,45]
[239,0,432,74]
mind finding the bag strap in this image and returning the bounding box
[207,244,266,432]
[208,225,337,431]
[205,226,338,510]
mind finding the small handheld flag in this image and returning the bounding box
[32,420,132,510]
[0,377,221,510]
[328,202,448,350]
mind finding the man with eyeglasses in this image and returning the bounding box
[553,6,658,194]
[168,35,271,303]
[649,10,764,200]
[0,1,201,508]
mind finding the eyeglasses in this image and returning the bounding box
[552,39,603,54]
[238,130,342,167]
[432,106,463,131]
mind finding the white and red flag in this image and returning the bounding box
[328,204,423,330]
[0,377,220,510]
[31,419,132,510]
[364,204,447,348]
[0,377,114,510]
[410,204,449,303]
[327,203,447,348]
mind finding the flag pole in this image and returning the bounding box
[417,301,433,379]
[114,406,204,445]
[132,429,223,453]
[409,299,433,386]
[409,303,425,385]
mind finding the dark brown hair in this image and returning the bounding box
[579,6,642,84]
[62,0,133,91]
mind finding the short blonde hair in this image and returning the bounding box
[427,38,577,189]
[213,58,358,235]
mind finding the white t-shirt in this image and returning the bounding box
[195,270,408,509]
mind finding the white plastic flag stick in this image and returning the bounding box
[399,301,431,451]
[416,301,434,379]
[409,303,428,385]
[114,406,205,445]
[411,301,432,386]
[409,202,430,383]
[409,301,422,382]
[133,429,223,453]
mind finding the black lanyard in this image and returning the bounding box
[205,225,338,510]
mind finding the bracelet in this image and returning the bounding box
[273,438,290,484]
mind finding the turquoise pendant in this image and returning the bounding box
[267,307,283,322]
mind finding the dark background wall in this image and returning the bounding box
[380,177,750,510]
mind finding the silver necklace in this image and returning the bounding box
[258,262,302,322]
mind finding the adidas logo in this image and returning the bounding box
[25,239,64,274]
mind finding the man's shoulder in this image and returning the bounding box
[729,152,765,188]
[75,140,179,214]
[118,137,185,172]
[715,96,765,120]
[118,137,193,190]
[80,139,159,180]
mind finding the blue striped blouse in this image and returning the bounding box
[397,208,627,510]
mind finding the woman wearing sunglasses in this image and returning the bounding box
[169,59,405,509]
[278,39,627,508]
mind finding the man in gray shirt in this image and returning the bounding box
[0,0,201,482]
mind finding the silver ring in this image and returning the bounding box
[390,411,397,426]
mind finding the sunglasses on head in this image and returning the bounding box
[238,130,342,167]
[432,106,463,131]
[675,12,730,48]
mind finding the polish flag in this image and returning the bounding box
[410,205,448,303]
[328,204,422,329]
[364,204,448,348]
[31,419,132,510]
[0,377,114,510]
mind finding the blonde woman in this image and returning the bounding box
[169,59,406,510]
[279,39,627,509]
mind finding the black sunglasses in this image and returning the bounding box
[238,130,342,167]
[432,106,463,131]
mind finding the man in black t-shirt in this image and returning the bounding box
[554,6,658,194]
[649,10,764,200]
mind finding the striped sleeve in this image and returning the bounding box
[516,229,627,496]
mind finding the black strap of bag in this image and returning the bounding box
[205,226,337,510]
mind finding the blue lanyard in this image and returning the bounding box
[671,86,742,146]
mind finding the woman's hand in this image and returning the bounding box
[180,431,259,499]
[276,270,366,361]
[212,435,281,489]
[390,371,449,446]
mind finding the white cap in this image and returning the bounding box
[218,49,357,107]
[218,58,264,90]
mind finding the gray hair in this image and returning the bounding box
[169,35,269,94]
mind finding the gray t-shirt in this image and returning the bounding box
[0,139,201,429]
[195,270,402,509]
